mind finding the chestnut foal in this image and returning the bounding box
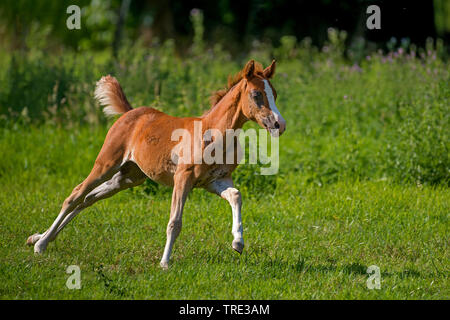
[27,60,286,268]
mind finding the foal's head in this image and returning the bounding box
[240,60,286,137]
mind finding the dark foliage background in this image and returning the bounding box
[0,0,448,54]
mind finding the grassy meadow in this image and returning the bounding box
[0,33,449,299]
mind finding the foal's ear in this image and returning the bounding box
[243,60,255,80]
[263,59,276,79]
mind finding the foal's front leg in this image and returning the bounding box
[160,170,193,269]
[206,178,244,253]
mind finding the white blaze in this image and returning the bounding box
[263,80,285,129]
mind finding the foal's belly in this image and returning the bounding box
[194,164,236,187]
[134,150,177,187]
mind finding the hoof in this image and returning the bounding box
[34,240,47,254]
[160,261,169,270]
[232,239,244,254]
[26,233,41,246]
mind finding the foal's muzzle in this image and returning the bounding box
[263,115,286,137]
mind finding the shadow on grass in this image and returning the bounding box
[195,247,429,280]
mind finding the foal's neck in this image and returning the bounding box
[202,82,247,133]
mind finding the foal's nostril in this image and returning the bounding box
[274,121,280,129]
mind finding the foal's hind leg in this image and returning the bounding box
[28,162,146,249]
[30,160,121,253]
[49,162,146,242]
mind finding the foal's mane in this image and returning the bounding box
[209,62,264,107]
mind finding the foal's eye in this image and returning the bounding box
[251,91,263,108]
[251,91,262,99]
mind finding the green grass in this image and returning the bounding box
[0,37,449,299]
[0,123,448,299]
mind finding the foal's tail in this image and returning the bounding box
[94,75,133,117]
